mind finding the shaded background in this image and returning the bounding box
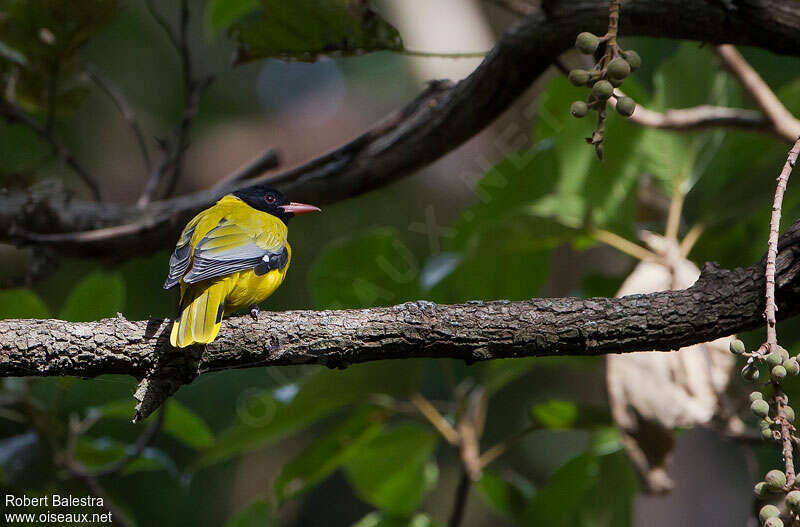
[1,1,799,526]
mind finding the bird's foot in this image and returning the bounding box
[249,305,259,320]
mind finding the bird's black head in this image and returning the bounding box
[232,185,320,224]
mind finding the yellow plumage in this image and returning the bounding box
[167,195,292,348]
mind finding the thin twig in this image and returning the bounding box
[212,149,280,190]
[715,45,800,142]
[477,423,539,469]
[448,388,486,527]
[765,139,799,355]
[143,0,180,52]
[665,180,685,241]
[67,465,134,527]
[589,227,659,262]
[84,63,152,172]
[765,138,800,488]
[448,468,471,527]
[410,392,459,445]
[67,407,166,478]
[679,223,705,257]
[587,0,621,158]
[0,101,102,201]
[137,0,213,208]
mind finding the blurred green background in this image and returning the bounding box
[1,1,800,526]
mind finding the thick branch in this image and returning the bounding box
[4,0,800,259]
[2,216,800,380]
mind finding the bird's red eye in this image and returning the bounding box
[265,194,275,203]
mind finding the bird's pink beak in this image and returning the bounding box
[280,202,321,215]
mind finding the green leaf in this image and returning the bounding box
[310,227,420,309]
[524,449,637,527]
[274,406,387,502]
[75,438,123,467]
[633,43,735,195]
[530,400,578,430]
[59,271,125,322]
[225,499,274,527]
[352,512,437,527]
[220,0,403,62]
[206,0,260,33]
[99,399,213,449]
[524,453,600,526]
[0,0,121,112]
[124,447,179,477]
[481,358,539,396]
[532,76,644,233]
[344,423,439,515]
[201,362,423,467]
[162,401,214,449]
[430,216,556,303]
[477,471,533,520]
[0,289,50,319]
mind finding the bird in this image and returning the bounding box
[163,185,320,348]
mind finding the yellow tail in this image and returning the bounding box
[170,281,227,348]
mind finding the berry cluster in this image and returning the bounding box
[568,32,640,122]
[731,339,799,385]
[731,338,800,527]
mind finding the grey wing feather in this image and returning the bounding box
[163,227,196,289]
[181,222,288,285]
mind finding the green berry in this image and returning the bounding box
[787,490,800,511]
[607,57,631,80]
[616,96,636,117]
[768,351,784,367]
[784,358,799,376]
[752,399,770,418]
[755,481,769,497]
[762,427,775,440]
[751,391,765,402]
[568,69,591,86]
[742,364,760,382]
[779,346,790,362]
[760,504,781,524]
[730,339,746,355]
[575,32,600,54]
[760,418,773,430]
[772,365,787,381]
[764,517,783,527]
[622,50,642,70]
[592,80,614,100]
[766,470,787,491]
[785,405,795,423]
[570,101,589,118]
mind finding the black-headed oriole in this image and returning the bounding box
[164,185,319,347]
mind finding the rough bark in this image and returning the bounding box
[2,216,799,381]
[4,0,800,260]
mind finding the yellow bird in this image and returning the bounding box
[164,186,320,347]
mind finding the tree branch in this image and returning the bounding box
[2,215,800,381]
[4,0,800,259]
[715,44,800,142]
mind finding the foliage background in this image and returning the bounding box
[1,1,800,526]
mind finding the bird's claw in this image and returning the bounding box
[249,305,259,320]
